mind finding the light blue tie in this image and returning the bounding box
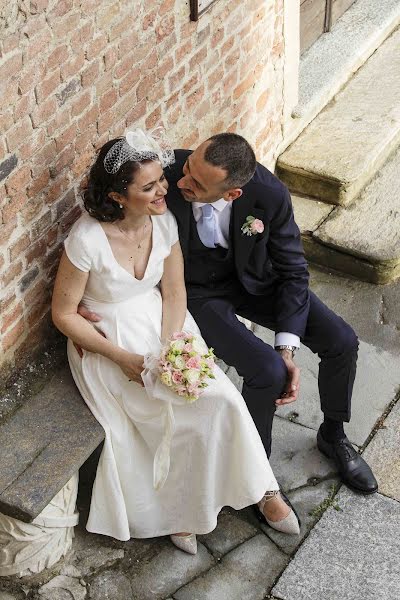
[197,204,216,248]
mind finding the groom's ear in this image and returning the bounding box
[223,188,243,202]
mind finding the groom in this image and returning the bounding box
[165,132,377,495]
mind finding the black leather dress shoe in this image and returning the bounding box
[317,426,378,494]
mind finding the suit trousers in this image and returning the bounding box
[188,289,358,458]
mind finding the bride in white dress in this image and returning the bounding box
[52,130,299,554]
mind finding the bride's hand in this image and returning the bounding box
[116,351,145,387]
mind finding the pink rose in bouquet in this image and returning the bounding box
[159,332,216,402]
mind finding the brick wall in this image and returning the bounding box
[0,0,285,379]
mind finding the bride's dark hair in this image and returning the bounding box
[83,138,142,222]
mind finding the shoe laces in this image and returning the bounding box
[337,439,357,462]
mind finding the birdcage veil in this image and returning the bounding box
[103,127,175,174]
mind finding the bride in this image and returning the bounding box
[52,129,299,555]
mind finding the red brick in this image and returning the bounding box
[47,0,73,20]
[114,53,135,80]
[96,71,113,96]
[159,0,175,15]
[181,129,200,149]
[10,232,31,261]
[97,110,114,137]
[5,165,32,197]
[169,66,185,93]
[143,9,157,30]
[81,60,101,87]
[61,52,86,82]
[46,106,70,137]
[28,168,50,198]
[104,45,118,71]
[26,238,47,266]
[71,21,94,46]
[55,123,77,152]
[49,145,75,178]
[31,211,51,241]
[60,205,81,233]
[46,174,70,205]
[6,117,34,153]
[1,261,23,288]
[96,2,120,29]
[46,44,69,71]
[24,277,47,305]
[225,48,240,72]
[77,105,99,132]
[189,47,207,72]
[119,68,140,97]
[70,90,92,118]
[186,85,205,110]
[145,106,162,130]
[212,27,224,48]
[24,29,52,62]
[0,292,16,314]
[233,72,256,99]
[46,224,59,247]
[35,69,61,102]
[2,195,27,223]
[2,317,25,353]
[143,49,157,71]
[21,196,44,226]
[256,89,271,112]
[183,74,199,96]
[0,109,14,133]
[99,88,117,113]
[86,34,108,62]
[2,302,24,334]
[194,99,211,120]
[175,40,192,66]
[52,12,80,39]
[27,294,50,328]
[71,147,93,179]
[125,99,147,128]
[2,31,21,53]
[137,72,157,101]
[0,219,17,246]
[0,52,23,85]
[157,56,174,81]
[13,91,36,122]
[207,67,222,91]
[32,140,57,170]
[31,97,57,128]
[156,14,174,42]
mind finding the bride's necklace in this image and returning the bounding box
[115,218,149,250]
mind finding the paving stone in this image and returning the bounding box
[278,28,400,205]
[292,195,333,234]
[309,267,400,354]
[88,570,131,600]
[128,542,214,600]
[272,489,400,600]
[261,479,339,555]
[198,508,258,557]
[294,0,400,121]
[269,418,334,491]
[68,528,125,576]
[38,576,86,600]
[273,340,400,446]
[174,534,288,600]
[0,593,20,600]
[314,145,400,273]
[362,399,400,500]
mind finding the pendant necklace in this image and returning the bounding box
[115,218,149,250]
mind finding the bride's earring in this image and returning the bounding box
[119,203,123,209]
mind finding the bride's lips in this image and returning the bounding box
[151,197,165,206]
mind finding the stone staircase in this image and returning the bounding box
[277,0,400,284]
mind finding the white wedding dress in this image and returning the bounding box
[65,210,278,541]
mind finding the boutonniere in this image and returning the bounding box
[241,215,264,237]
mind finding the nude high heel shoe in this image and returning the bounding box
[257,490,300,535]
[170,533,198,555]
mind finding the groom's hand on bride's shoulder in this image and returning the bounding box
[74,304,103,358]
[275,349,300,406]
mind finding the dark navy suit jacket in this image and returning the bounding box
[165,150,310,338]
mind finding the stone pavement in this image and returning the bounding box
[1,265,399,600]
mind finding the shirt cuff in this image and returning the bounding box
[275,332,300,349]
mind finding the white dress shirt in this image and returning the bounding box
[192,199,300,349]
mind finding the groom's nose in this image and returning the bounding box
[177,175,191,190]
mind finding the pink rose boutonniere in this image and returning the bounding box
[241,215,265,237]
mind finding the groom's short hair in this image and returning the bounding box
[204,133,256,189]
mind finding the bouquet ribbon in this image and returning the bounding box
[141,354,188,491]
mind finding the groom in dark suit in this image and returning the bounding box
[165,132,377,495]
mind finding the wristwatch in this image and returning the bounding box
[275,345,297,358]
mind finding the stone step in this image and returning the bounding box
[292,145,400,284]
[284,0,400,150]
[278,26,400,206]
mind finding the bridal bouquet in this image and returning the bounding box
[158,332,216,402]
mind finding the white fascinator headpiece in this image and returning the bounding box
[103,127,175,174]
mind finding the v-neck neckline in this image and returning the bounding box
[97,216,156,282]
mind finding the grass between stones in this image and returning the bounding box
[309,483,342,518]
